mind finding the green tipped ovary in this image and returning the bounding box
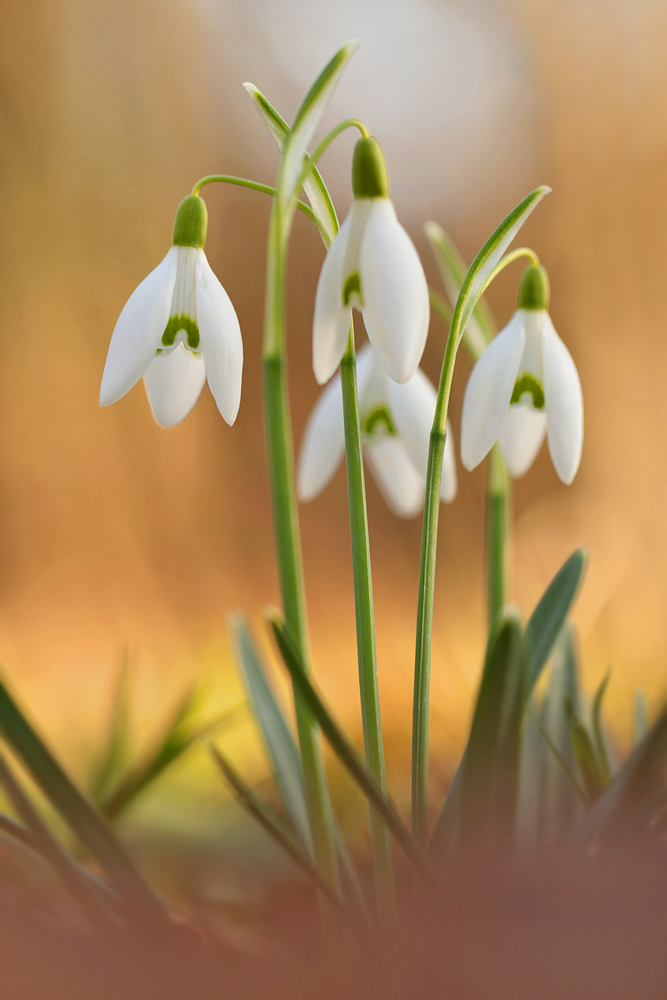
[161,314,200,350]
[172,195,208,249]
[511,373,545,410]
[363,405,397,440]
[352,137,390,199]
[518,264,550,311]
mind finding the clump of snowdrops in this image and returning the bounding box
[0,43,662,946]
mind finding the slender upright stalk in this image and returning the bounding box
[339,336,396,920]
[263,205,339,894]
[486,444,510,629]
[411,186,549,848]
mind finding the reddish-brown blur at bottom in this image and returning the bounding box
[0,853,665,1000]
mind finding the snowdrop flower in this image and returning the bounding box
[298,344,456,518]
[313,137,429,386]
[100,195,243,427]
[461,265,583,484]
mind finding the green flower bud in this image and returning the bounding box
[518,264,550,311]
[172,194,208,249]
[352,137,390,199]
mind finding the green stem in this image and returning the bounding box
[339,334,396,921]
[262,201,339,895]
[486,445,510,628]
[310,119,369,164]
[481,247,540,295]
[190,174,320,228]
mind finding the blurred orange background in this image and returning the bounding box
[0,0,666,812]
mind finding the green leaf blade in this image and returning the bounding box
[524,548,588,699]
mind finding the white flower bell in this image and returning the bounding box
[312,137,430,387]
[460,265,583,484]
[298,344,456,518]
[100,195,243,427]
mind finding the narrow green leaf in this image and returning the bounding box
[211,747,363,927]
[566,698,606,803]
[458,610,525,855]
[538,625,584,841]
[524,549,588,699]
[0,753,118,933]
[448,186,550,356]
[278,42,358,212]
[230,614,311,848]
[0,679,167,923]
[89,652,132,804]
[267,613,431,880]
[427,758,463,864]
[424,222,493,359]
[574,711,667,850]
[591,669,612,785]
[244,83,338,243]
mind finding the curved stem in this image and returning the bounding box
[190,174,319,227]
[481,247,540,295]
[310,119,369,164]
[339,330,396,922]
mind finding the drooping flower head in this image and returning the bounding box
[461,264,583,484]
[298,344,456,518]
[100,195,243,427]
[313,137,430,386]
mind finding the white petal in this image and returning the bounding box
[387,367,437,480]
[441,421,457,503]
[358,200,429,385]
[312,216,352,385]
[143,344,206,428]
[365,436,425,518]
[100,247,178,406]
[195,252,243,426]
[542,316,584,484]
[297,373,345,502]
[460,312,526,471]
[498,404,547,478]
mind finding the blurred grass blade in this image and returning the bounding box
[591,669,612,784]
[211,747,357,924]
[428,759,463,864]
[538,625,585,841]
[566,697,606,803]
[458,610,525,855]
[267,613,431,880]
[89,651,132,804]
[230,614,311,848]
[573,712,667,850]
[524,549,588,699]
[278,41,358,211]
[0,679,167,923]
[243,84,337,243]
[516,703,545,853]
[0,753,118,933]
[634,690,648,747]
[101,688,242,822]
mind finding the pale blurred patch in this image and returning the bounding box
[0,0,666,811]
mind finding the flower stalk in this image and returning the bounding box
[411,186,550,849]
[339,333,396,920]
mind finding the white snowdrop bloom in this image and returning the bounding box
[298,343,456,518]
[460,265,583,484]
[313,137,429,387]
[100,195,243,427]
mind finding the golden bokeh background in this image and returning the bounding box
[1,0,666,813]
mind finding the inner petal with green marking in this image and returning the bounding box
[511,373,545,410]
[159,245,200,353]
[343,271,362,307]
[362,405,396,443]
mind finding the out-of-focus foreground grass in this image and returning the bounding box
[0,0,666,868]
